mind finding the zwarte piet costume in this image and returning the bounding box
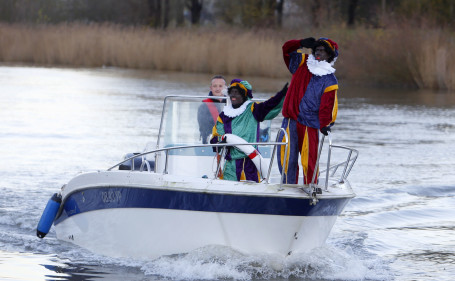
[211,79,287,182]
[278,37,339,185]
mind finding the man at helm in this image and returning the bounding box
[197,75,227,144]
[211,79,288,182]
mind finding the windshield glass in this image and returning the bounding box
[157,96,272,149]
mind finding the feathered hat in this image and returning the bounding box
[228,79,253,99]
[313,37,339,63]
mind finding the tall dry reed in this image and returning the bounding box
[1,23,454,91]
[407,30,455,90]
[0,24,289,77]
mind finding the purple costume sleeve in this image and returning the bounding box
[252,87,287,122]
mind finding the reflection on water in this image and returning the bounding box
[0,250,151,281]
[0,65,454,281]
[0,251,69,280]
[43,263,145,281]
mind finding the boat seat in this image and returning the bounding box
[119,153,155,171]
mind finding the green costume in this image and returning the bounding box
[211,79,287,182]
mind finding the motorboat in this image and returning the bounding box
[37,95,358,259]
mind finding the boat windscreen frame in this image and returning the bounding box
[155,95,269,150]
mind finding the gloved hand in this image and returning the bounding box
[300,37,316,48]
[219,135,232,150]
[280,82,289,94]
[320,126,331,136]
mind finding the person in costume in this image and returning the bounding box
[277,37,339,185]
[197,75,227,144]
[211,79,288,182]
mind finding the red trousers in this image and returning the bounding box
[277,118,319,185]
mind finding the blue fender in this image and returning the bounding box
[36,193,62,238]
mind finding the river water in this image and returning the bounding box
[0,65,454,281]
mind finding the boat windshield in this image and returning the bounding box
[157,96,271,149]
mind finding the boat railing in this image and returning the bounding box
[317,132,359,190]
[107,140,286,180]
[108,130,358,190]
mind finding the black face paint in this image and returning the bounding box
[228,88,246,109]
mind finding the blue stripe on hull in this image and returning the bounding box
[54,187,351,225]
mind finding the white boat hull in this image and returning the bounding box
[54,171,352,259]
[56,208,338,259]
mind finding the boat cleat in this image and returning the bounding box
[310,195,319,205]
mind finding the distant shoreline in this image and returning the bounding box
[1,23,454,91]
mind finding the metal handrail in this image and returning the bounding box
[319,144,359,183]
[108,133,357,190]
[108,141,286,173]
[311,134,325,187]
[318,136,359,190]
[325,132,333,191]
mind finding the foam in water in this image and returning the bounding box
[135,244,392,280]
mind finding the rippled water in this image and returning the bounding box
[0,66,454,280]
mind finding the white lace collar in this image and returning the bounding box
[307,54,336,76]
[223,100,252,118]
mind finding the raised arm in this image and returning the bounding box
[252,83,288,122]
[282,40,302,69]
[282,38,315,71]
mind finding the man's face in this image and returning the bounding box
[228,88,245,108]
[210,78,226,97]
[314,46,330,62]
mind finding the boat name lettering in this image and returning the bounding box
[101,190,122,203]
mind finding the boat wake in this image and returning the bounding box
[136,244,391,281]
[1,220,392,281]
